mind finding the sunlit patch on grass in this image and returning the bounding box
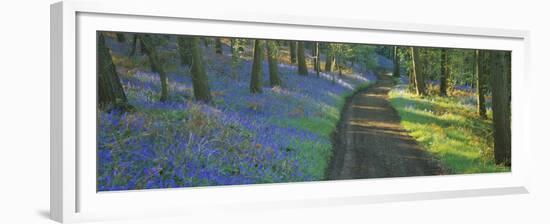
[388,88,509,174]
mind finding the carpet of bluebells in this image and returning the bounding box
[98,36,377,191]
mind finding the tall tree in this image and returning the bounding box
[266,40,282,87]
[410,47,426,96]
[297,41,308,75]
[189,37,212,102]
[140,34,169,102]
[490,51,511,166]
[176,37,192,66]
[115,33,126,43]
[314,42,320,76]
[97,33,132,111]
[476,50,487,119]
[129,34,141,57]
[215,38,223,54]
[289,41,297,64]
[325,44,334,72]
[440,48,450,96]
[250,39,264,94]
[230,39,242,79]
[393,46,400,78]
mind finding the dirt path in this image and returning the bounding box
[327,74,444,180]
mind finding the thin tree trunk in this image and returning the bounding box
[289,41,297,64]
[140,34,168,102]
[250,40,264,94]
[476,50,487,119]
[325,46,334,72]
[189,37,212,102]
[393,46,400,78]
[115,33,126,43]
[129,34,139,57]
[215,38,223,54]
[440,49,449,96]
[297,41,308,75]
[97,33,132,111]
[490,50,511,166]
[314,42,320,76]
[176,36,192,66]
[266,40,282,87]
[411,47,426,96]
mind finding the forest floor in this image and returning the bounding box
[327,74,444,179]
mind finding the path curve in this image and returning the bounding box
[327,74,444,180]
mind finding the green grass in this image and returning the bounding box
[388,86,509,174]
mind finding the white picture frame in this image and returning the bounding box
[50,0,531,223]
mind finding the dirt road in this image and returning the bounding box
[327,74,444,180]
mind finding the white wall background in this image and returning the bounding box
[0,0,548,223]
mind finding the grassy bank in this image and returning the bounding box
[388,85,509,174]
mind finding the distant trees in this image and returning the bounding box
[490,51,511,166]
[97,33,131,111]
[266,40,282,87]
[297,41,308,75]
[139,34,169,102]
[440,49,449,96]
[250,39,264,93]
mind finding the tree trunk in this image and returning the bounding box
[140,34,169,102]
[215,38,223,54]
[490,51,511,166]
[189,37,212,102]
[266,40,282,87]
[314,42,320,76]
[325,46,334,72]
[476,50,487,119]
[411,47,426,96]
[97,33,131,111]
[440,48,449,96]
[115,33,126,43]
[129,34,139,57]
[176,36,192,66]
[393,46,400,78]
[297,41,308,75]
[250,40,264,94]
[289,41,297,64]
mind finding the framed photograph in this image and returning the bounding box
[51,0,530,222]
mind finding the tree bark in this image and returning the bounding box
[140,34,169,102]
[115,33,126,43]
[476,50,487,119]
[189,37,212,102]
[490,51,511,166]
[325,46,334,72]
[176,36,192,66]
[97,33,131,111]
[314,42,320,76]
[250,40,264,94]
[411,47,426,96]
[289,41,297,64]
[297,41,308,75]
[266,41,282,87]
[215,38,223,54]
[440,49,449,96]
[393,46,400,78]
